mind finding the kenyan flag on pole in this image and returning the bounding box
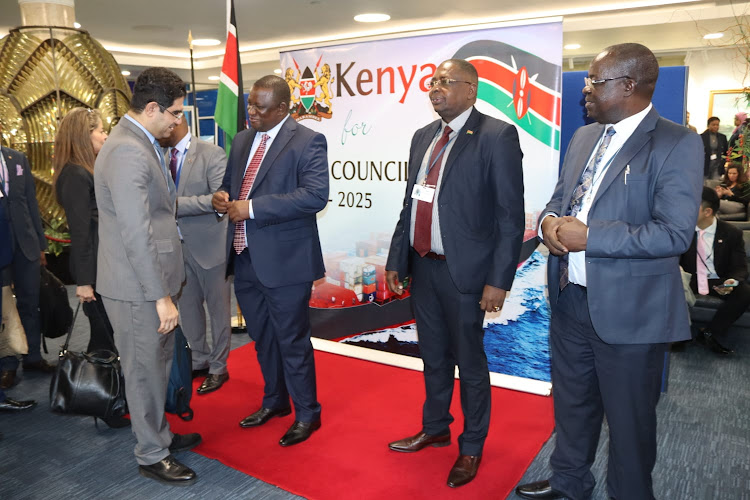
[215,0,245,155]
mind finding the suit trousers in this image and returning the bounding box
[549,284,666,500]
[178,243,231,374]
[0,248,41,371]
[234,249,321,422]
[410,251,490,457]
[700,280,750,336]
[102,297,175,465]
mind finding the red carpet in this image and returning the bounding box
[167,344,554,499]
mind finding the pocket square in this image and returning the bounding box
[16,164,23,176]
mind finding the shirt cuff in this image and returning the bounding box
[249,200,255,220]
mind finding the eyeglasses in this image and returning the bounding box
[584,76,631,87]
[157,104,184,120]
[246,104,271,113]
[427,77,475,89]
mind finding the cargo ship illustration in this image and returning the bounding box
[309,212,540,340]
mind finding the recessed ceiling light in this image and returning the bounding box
[192,38,221,46]
[73,22,81,29]
[274,69,282,74]
[703,32,724,40]
[564,43,581,50]
[354,13,390,23]
[208,75,220,81]
[121,70,131,76]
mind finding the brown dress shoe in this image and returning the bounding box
[447,454,481,488]
[197,373,229,395]
[0,370,16,389]
[388,430,451,453]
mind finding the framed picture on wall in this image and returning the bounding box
[709,89,749,137]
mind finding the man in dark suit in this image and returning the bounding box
[159,118,231,394]
[0,135,51,390]
[212,75,328,447]
[516,44,703,500]
[385,59,524,488]
[701,116,728,179]
[96,68,200,484]
[680,187,750,355]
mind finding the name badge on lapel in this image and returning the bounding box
[16,164,23,176]
[412,184,435,203]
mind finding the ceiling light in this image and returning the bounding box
[208,75,220,81]
[354,13,390,23]
[121,70,131,76]
[274,69,282,74]
[703,32,724,40]
[73,22,81,29]
[192,38,221,46]
[564,43,581,50]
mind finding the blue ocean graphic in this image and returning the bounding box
[341,248,551,382]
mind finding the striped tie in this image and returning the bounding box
[233,134,269,254]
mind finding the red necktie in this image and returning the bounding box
[169,148,179,182]
[233,134,269,254]
[413,126,451,257]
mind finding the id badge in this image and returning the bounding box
[710,153,717,160]
[412,183,435,203]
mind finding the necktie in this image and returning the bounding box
[413,126,452,257]
[154,140,174,193]
[560,126,616,289]
[697,229,709,295]
[233,133,269,254]
[169,148,179,183]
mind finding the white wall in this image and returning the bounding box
[686,47,749,135]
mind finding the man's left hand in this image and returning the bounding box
[557,216,588,252]
[479,285,507,313]
[226,200,250,223]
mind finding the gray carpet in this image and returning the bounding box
[1,286,748,499]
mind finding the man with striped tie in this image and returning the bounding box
[517,44,703,500]
[212,75,328,447]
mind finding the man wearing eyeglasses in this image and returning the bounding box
[516,44,703,500]
[385,59,524,488]
[95,67,201,485]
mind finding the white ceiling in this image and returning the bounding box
[0,0,748,87]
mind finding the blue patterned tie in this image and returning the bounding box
[560,126,616,289]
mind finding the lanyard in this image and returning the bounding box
[424,127,456,180]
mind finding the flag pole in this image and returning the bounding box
[188,30,199,136]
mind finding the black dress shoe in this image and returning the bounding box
[169,433,202,453]
[388,430,451,453]
[138,455,196,485]
[515,479,565,499]
[239,406,292,428]
[191,368,209,379]
[196,373,229,395]
[22,359,56,373]
[0,370,16,389]
[447,454,481,487]
[700,330,733,354]
[0,398,36,412]
[279,419,321,447]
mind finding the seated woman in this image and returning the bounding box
[716,163,750,215]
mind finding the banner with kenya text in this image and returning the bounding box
[281,20,561,394]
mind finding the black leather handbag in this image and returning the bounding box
[49,303,128,419]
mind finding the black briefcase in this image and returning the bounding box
[49,303,128,419]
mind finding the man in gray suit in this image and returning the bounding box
[159,118,231,394]
[95,68,201,485]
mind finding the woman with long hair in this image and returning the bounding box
[53,108,115,353]
[716,162,750,215]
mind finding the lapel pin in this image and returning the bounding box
[718,239,723,243]
[466,130,474,135]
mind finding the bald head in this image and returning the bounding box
[597,43,659,100]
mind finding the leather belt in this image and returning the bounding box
[424,251,446,261]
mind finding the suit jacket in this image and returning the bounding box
[386,107,525,294]
[175,137,228,270]
[1,147,46,261]
[55,163,98,285]
[679,219,748,288]
[94,117,185,302]
[700,130,728,177]
[544,107,704,344]
[220,117,328,288]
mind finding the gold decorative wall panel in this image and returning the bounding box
[0,26,131,230]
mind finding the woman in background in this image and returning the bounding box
[716,162,750,215]
[53,108,115,354]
